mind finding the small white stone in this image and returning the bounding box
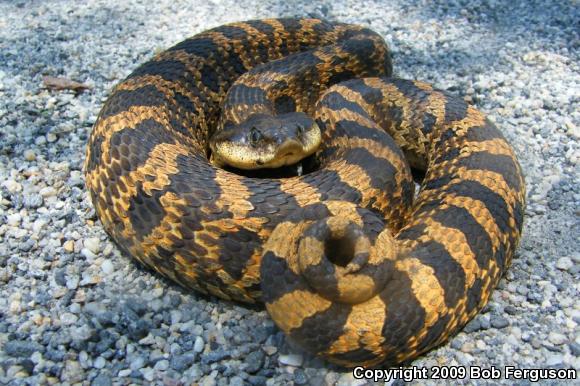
[278,354,303,367]
[32,219,47,234]
[35,136,46,146]
[548,332,567,345]
[39,186,57,197]
[154,359,169,371]
[6,213,22,227]
[60,312,78,325]
[555,257,574,271]
[151,287,164,298]
[101,260,114,275]
[81,248,97,261]
[93,356,106,369]
[262,345,277,356]
[23,149,36,161]
[46,132,57,142]
[337,372,366,386]
[84,237,101,254]
[194,336,204,353]
[2,179,22,193]
[476,339,487,350]
[141,367,155,381]
[200,374,217,386]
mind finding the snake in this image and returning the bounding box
[84,18,526,367]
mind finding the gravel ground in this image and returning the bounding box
[0,0,578,385]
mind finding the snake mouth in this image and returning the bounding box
[209,117,322,172]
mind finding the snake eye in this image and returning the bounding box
[249,127,262,146]
[296,124,304,136]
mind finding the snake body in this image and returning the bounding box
[85,18,526,366]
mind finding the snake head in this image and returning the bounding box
[209,112,321,170]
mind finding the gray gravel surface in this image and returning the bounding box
[0,0,578,385]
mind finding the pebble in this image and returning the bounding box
[555,257,574,271]
[60,313,79,325]
[92,373,113,386]
[130,356,146,371]
[141,367,155,381]
[6,213,21,227]
[101,260,114,275]
[491,316,510,329]
[84,237,101,254]
[4,341,45,357]
[244,350,265,374]
[93,357,106,369]
[262,346,278,356]
[81,248,97,261]
[278,354,303,367]
[63,240,75,253]
[154,359,169,371]
[548,332,567,346]
[545,354,564,367]
[46,132,57,143]
[194,336,205,353]
[23,149,36,161]
[337,373,366,386]
[23,193,43,209]
[2,179,22,193]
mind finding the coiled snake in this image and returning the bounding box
[85,18,525,366]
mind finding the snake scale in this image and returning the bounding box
[85,18,526,367]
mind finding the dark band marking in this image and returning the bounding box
[128,182,167,240]
[456,151,522,192]
[99,85,168,120]
[443,94,469,123]
[465,121,506,143]
[434,147,461,163]
[319,91,370,119]
[218,228,261,281]
[173,90,197,115]
[109,119,177,176]
[199,63,222,94]
[329,347,382,365]
[341,147,399,192]
[379,273,426,354]
[304,169,362,204]
[328,70,356,86]
[215,25,247,40]
[260,251,309,303]
[130,60,188,83]
[412,240,466,308]
[397,223,428,241]
[273,95,297,114]
[391,78,430,105]
[326,119,378,139]
[417,313,452,352]
[288,302,353,355]
[513,198,525,234]
[431,205,494,270]
[168,37,219,57]
[443,180,511,264]
[422,112,437,135]
[356,207,391,243]
[422,175,455,192]
[86,134,104,172]
[465,277,484,316]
